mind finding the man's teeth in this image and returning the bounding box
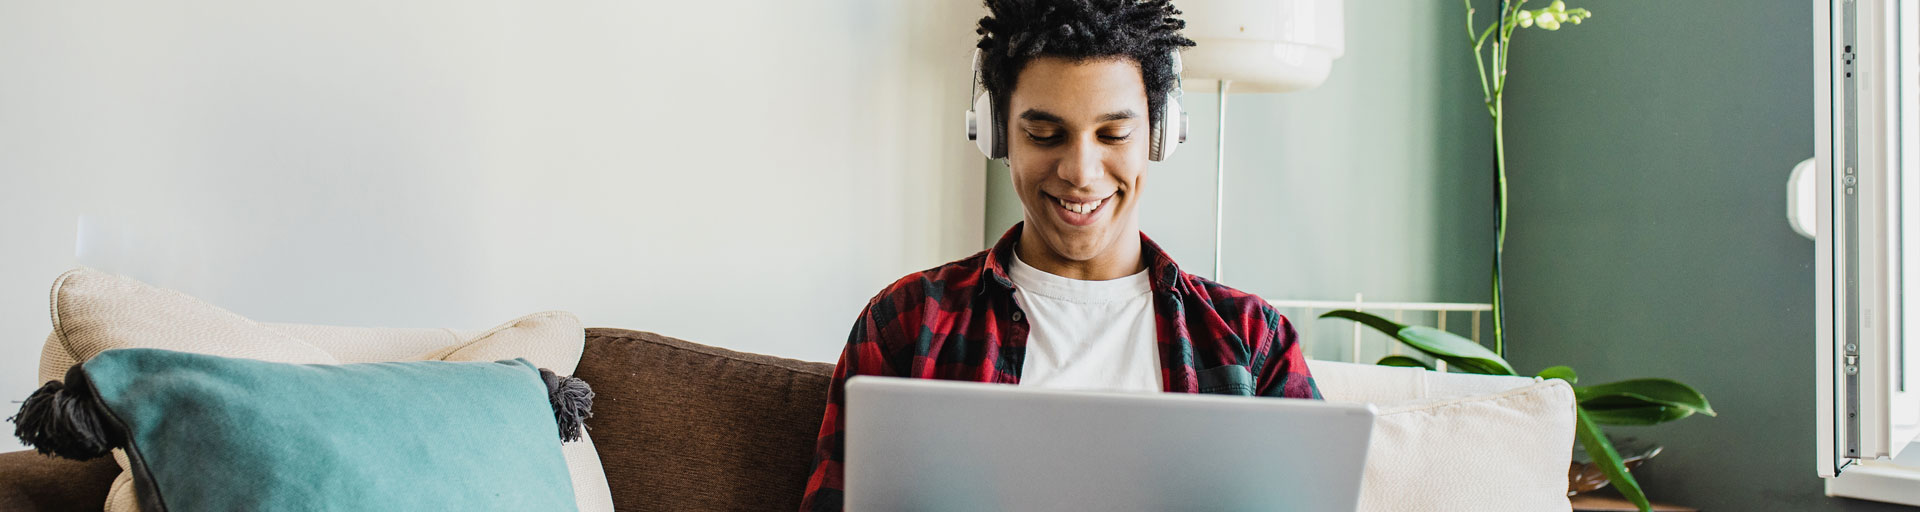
[1057,197,1105,215]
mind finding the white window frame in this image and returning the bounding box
[1817,0,1920,505]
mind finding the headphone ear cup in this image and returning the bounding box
[971,92,998,158]
[990,98,1009,159]
[1148,117,1166,162]
[1150,94,1183,161]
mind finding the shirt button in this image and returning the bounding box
[1011,311,1024,322]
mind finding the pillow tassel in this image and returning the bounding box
[540,369,594,443]
[9,365,121,460]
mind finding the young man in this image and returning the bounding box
[800,1,1317,509]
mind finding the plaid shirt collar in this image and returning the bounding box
[976,222,1184,297]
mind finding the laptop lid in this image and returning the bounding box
[844,376,1376,512]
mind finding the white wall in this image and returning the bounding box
[0,0,986,449]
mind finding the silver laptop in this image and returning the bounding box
[844,376,1377,512]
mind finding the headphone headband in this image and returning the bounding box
[965,49,1186,161]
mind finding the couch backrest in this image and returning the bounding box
[575,328,833,512]
[568,332,1565,512]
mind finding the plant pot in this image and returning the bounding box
[1567,438,1662,496]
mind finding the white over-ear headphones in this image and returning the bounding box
[965,49,1188,161]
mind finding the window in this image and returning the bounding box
[1818,0,1920,504]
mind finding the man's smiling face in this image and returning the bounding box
[1007,56,1151,274]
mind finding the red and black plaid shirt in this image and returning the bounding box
[800,223,1320,511]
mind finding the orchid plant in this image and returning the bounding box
[1319,3,1712,512]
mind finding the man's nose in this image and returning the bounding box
[1055,138,1103,187]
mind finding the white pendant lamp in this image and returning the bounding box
[1180,0,1346,93]
[1177,0,1345,281]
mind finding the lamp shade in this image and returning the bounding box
[1179,0,1346,93]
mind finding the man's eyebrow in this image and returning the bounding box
[1018,109,1064,123]
[1096,110,1138,122]
[1016,109,1139,123]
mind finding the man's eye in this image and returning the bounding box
[1027,133,1062,145]
[1100,134,1132,142]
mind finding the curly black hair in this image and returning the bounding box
[975,0,1195,137]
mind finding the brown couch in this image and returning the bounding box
[0,328,836,512]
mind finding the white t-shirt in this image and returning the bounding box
[1009,251,1163,392]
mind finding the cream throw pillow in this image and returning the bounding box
[1308,360,1574,511]
[36,268,615,512]
[1352,379,1576,512]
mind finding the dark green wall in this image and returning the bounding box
[1502,1,1905,510]
[983,0,1911,507]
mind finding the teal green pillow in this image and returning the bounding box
[9,348,591,512]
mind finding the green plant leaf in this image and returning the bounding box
[1582,404,1695,426]
[1576,378,1716,417]
[1576,408,1651,512]
[1376,355,1433,370]
[1319,309,1404,338]
[1536,365,1577,384]
[1319,310,1516,375]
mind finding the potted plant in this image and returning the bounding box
[1319,3,1713,512]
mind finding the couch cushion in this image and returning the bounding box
[37,268,334,383]
[37,268,613,512]
[265,311,584,373]
[576,328,832,512]
[67,349,580,512]
[1308,360,1575,511]
[1364,379,1576,511]
[1328,368,1582,510]
[261,314,611,510]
